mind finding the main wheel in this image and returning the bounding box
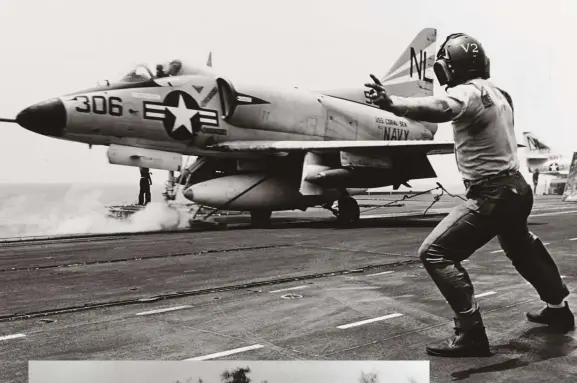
[337,197,360,225]
[250,210,272,227]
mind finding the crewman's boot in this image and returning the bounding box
[526,302,575,332]
[426,310,491,357]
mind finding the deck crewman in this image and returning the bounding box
[138,167,152,205]
[366,33,574,357]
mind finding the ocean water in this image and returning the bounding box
[0,183,187,238]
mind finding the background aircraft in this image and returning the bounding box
[522,131,572,176]
[7,28,455,226]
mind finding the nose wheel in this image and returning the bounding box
[334,197,360,225]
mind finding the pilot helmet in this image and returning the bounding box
[168,59,182,76]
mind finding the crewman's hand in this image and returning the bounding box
[365,74,393,111]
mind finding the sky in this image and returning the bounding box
[0,0,576,185]
[29,360,429,383]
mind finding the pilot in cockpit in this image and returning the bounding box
[167,59,182,76]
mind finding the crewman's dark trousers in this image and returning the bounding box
[138,179,151,205]
[418,171,569,326]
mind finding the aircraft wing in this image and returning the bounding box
[207,140,455,155]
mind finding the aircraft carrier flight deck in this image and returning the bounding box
[1,195,576,383]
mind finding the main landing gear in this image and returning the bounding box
[324,196,360,225]
[250,210,272,228]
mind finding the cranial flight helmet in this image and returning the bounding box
[433,33,490,87]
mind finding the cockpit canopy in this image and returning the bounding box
[120,65,155,83]
[117,59,212,84]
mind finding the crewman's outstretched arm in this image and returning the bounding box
[365,74,463,123]
[384,95,463,123]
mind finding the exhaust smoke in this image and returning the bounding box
[0,185,184,238]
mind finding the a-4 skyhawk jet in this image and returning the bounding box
[9,28,455,226]
[522,132,572,177]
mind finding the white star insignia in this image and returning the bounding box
[165,95,198,134]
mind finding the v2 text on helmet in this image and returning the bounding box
[433,33,491,87]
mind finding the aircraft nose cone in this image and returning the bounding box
[16,98,66,137]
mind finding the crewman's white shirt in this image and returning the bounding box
[446,78,520,182]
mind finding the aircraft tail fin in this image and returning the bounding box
[320,28,438,135]
[523,132,551,153]
[380,27,437,98]
[207,52,212,68]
